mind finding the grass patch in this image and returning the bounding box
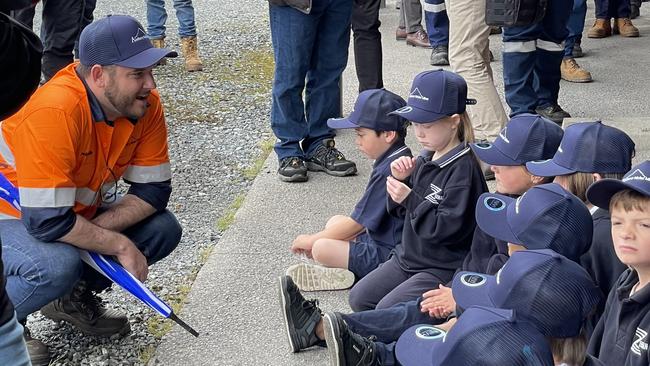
[139,345,156,364]
[216,194,246,232]
[242,137,275,180]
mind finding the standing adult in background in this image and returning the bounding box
[587,0,639,38]
[352,0,383,91]
[446,0,507,151]
[146,0,204,72]
[74,0,97,59]
[561,0,593,83]
[268,0,357,183]
[11,0,83,82]
[501,0,573,125]
[395,0,430,49]
[423,0,449,65]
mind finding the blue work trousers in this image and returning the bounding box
[564,0,587,57]
[595,0,631,18]
[502,0,572,115]
[146,0,198,39]
[1,210,181,321]
[269,0,352,160]
[423,0,449,47]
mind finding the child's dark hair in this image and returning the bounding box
[374,123,409,142]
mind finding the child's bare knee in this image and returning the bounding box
[312,239,329,262]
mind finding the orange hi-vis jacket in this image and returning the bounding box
[0,63,172,240]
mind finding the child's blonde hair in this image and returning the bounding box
[610,189,650,213]
[561,172,625,203]
[549,328,588,366]
[457,111,475,144]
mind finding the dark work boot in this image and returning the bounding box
[323,312,378,366]
[306,139,357,177]
[278,276,324,352]
[430,45,449,66]
[22,323,50,366]
[40,282,130,337]
[535,104,571,125]
[278,156,308,182]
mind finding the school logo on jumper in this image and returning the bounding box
[132,28,147,43]
[624,169,650,183]
[409,88,429,101]
[425,184,443,204]
[499,127,510,144]
[631,328,649,356]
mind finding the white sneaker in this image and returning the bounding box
[285,263,355,292]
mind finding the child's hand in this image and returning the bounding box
[387,176,411,204]
[420,284,456,319]
[390,156,417,181]
[291,234,315,257]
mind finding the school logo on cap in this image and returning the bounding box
[409,88,429,101]
[515,192,527,214]
[631,328,648,356]
[131,28,147,43]
[484,197,506,211]
[624,169,650,183]
[499,127,510,144]
[394,106,412,114]
[460,273,487,287]
[415,326,446,340]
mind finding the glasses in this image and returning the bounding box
[94,166,119,205]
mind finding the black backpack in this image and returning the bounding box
[485,0,548,27]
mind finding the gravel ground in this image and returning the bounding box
[26,0,274,364]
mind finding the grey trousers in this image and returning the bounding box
[398,0,423,33]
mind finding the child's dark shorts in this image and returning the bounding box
[348,232,394,279]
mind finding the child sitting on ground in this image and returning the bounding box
[288,88,412,291]
[586,160,650,366]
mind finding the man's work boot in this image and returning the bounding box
[613,18,640,37]
[406,29,431,48]
[535,104,571,125]
[396,26,407,41]
[151,38,167,65]
[489,26,502,35]
[40,282,130,337]
[430,45,449,66]
[306,139,357,177]
[587,19,612,38]
[180,36,204,72]
[572,43,583,58]
[323,312,378,366]
[631,0,641,18]
[22,324,50,366]
[561,58,593,83]
[278,276,324,352]
[278,156,308,183]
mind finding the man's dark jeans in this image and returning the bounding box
[352,0,383,91]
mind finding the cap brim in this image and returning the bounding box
[451,271,496,312]
[475,192,521,245]
[327,117,359,129]
[116,47,178,69]
[388,105,447,124]
[470,142,520,166]
[586,179,635,210]
[395,325,447,366]
[525,159,575,177]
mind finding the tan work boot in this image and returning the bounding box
[561,58,593,83]
[587,19,612,38]
[180,36,203,72]
[613,18,640,37]
[151,38,167,65]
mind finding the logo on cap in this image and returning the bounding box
[558,145,564,154]
[484,197,506,211]
[499,127,510,144]
[415,326,446,340]
[409,88,429,101]
[131,28,147,43]
[515,192,527,214]
[460,273,487,287]
[624,169,650,183]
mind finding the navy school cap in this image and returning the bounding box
[395,306,554,366]
[470,113,563,166]
[475,183,593,261]
[79,15,177,68]
[327,89,408,132]
[388,69,476,124]
[587,160,650,210]
[452,249,601,338]
[526,121,635,177]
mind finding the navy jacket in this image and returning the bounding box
[588,269,650,366]
[389,142,488,280]
[582,208,628,334]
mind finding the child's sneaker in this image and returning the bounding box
[306,139,357,177]
[278,276,324,352]
[286,263,356,291]
[323,312,378,366]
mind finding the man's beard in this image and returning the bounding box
[105,82,147,120]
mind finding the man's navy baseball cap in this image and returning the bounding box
[587,160,650,210]
[475,183,592,261]
[452,249,601,338]
[526,121,635,177]
[395,306,553,366]
[79,15,177,68]
[327,89,408,132]
[388,69,476,124]
[470,113,563,166]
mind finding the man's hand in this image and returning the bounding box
[420,284,456,319]
[390,156,417,181]
[291,234,315,258]
[115,236,149,282]
[387,176,411,204]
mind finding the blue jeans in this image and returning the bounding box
[146,0,197,39]
[564,0,587,58]
[423,0,449,47]
[269,0,352,160]
[0,312,30,366]
[502,0,572,115]
[1,210,181,321]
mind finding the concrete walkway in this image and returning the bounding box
[152,2,650,365]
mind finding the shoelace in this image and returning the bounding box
[316,146,344,164]
[74,289,104,319]
[566,59,580,71]
[281,157,302,168]
[302,299,323,316]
